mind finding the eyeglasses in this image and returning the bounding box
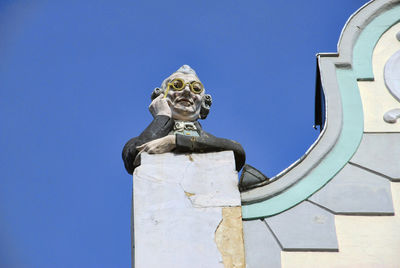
[164,78,204,98]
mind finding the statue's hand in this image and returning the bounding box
[136,135,176,154]
[149,94,172,118]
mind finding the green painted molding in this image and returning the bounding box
[242,1,400,220]
[242,68,364,219]
[353,6,400,79]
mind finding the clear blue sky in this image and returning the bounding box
[0,0,367,267]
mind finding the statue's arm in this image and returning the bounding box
[122,115,173,174]
[175,133,246,171]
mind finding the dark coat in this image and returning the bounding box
[122,115,246,174]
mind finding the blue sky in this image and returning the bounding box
[0,0,367,267]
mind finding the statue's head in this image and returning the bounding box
[151,65,212,121]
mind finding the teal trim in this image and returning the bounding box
[242,4,400,220]
[353,6,400,79]
[242,68,364,219]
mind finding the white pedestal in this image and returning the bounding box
[132,151,242,268]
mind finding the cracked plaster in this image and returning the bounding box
[133,152,243,268]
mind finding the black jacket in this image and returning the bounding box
[122,115,245,174]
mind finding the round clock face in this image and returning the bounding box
[384,49,400,102]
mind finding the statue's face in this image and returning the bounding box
[165,73,204,121]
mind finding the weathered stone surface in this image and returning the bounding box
[139,151,241,207]
[133,151,242,268]
[351,133,400,181]
[265,201,338,251]
[215,207,245,268]
[310,164,394,215]
[243,219,281,268]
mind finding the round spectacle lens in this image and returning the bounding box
[171,78,184,90]
[190,82,203,94]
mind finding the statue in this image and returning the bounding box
[122,65,245,174]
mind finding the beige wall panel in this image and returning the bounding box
[281,182,400,268]
[359,23,400,132]
[215,207,245,268]
[359,81,400,132]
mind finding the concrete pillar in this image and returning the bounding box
[132,151,245,268]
